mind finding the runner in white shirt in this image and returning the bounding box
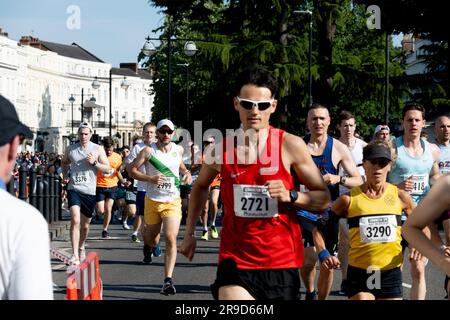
[129,119,192,295]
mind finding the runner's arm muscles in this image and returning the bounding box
[402,176,450,274]
[398,189,415,218]
[337,142,363,188]
[314,195,349,246]
[61,148,70,178]
[179,160,193,185]
[128,147,153,183]
[96,146,112,174]
[430,162,441,186]
[312,196,348,269]
[116,166,126,185]
[284,134,331,211]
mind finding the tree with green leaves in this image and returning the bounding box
[141,0,407,139]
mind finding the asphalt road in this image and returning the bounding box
[50,215,449,300]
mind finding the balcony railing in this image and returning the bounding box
[66,121,111,128]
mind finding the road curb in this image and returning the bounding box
[48,208,71,241]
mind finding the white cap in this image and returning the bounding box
[374,124,390,135]
[78,121,93,132]
[156,119,175,130]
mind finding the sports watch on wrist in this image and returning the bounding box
[289,189,298,203]
[92,160,98,167]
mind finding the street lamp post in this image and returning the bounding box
[81,88,84,121]
[294,10,313,108]
[69,95,75,134]
[141,33,197,120]
[385,33,390,125]
[91,73,130,137]
[177,63,190,123]
[68,89,97,127]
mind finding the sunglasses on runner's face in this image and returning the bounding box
[369,159,390,167]
[158,129,174,135]
[236,97,273,111]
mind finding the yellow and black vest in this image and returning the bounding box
[347,183,403,271]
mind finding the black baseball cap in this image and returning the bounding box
[0,95,33,147]
[363,143,392,161]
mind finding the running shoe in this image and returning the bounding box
[200,230,208,241]
[122,222,131,230]
[143,244,152,264]
[131,234,141,243]
[101,230,110,238]
[79,247,86,261]
[152,243,162,257]
[68,255,80,266]
[305,290,318,301]
[160,279,176,296]
[210,225,219,239]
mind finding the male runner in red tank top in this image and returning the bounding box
[179,66,330,300]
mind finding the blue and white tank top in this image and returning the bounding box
[298,135,338,221]
[388,136,434,205]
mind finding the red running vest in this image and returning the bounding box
[219,127,303,269]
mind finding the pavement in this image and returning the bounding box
[49,211,449,300]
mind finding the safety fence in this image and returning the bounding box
[50,248,102,300]
[7,166,63,223]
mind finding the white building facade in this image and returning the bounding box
[0,30,154,154]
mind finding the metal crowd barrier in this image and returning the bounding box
[7,166,63,223]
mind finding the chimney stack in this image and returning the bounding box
[120,63,138,74]
[0,28,9,37]
[19,36,47,51]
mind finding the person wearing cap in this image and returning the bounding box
[129,118,192,296]
[179,67,330,300]
[373,124,391,143]
[313,141,416,300]
[0,95,53,299]
[61,121,111,265]
[387,103,441,300]
[402,175,450,300]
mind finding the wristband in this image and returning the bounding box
[318,249,331,263]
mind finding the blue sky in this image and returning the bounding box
[0,0,164,67]
[0,1,402,68]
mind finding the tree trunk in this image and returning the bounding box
[316,1,338,107]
